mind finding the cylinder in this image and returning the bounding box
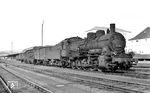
[110,23,115,33]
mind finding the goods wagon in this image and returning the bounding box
[23,49,34,64]
[35,46,62,66]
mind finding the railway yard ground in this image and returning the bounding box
[0,74,12,93]
[1,59,150,93]
[0,65,42,93]
[134,61,150,68]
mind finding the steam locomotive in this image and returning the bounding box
[16,23,137,71]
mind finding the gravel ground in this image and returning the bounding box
[0,77,9,93]
[0,64,43,93]
[3,59,150,93]
[3,60,150,85]
[137,64,150,67]
[3,63,117,93]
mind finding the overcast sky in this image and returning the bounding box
[0,0,150,52]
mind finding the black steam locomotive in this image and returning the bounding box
[16,23,137,71]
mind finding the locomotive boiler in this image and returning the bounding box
[80,24,126,54]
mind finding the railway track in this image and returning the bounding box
[36,70,150,93]
[111,69,150,79]
[4,59,150,79]
[131,66,150,72]
[9,62,150,79]
[6,63,150,93]
[0,75,12,93]
[34,69,150,93]
[0,65,54,93]
[70,67,150,79]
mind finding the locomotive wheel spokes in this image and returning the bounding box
[82,67,87,70]
[75,60,81,69]
[71,61,76,69]
[123,65,130,70]
[76,66,81,69]
[97,67,102,72]
[101,69,106,72]
[71,65,76,69]
[71,63,75,69]
[126,66,130,70]
[111,65,118,72]
[110,68,116,72]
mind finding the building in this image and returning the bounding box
[128,27,150,54]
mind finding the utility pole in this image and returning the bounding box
[11,41,13,53]
[41,20,44,46]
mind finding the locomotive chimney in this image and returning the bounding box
[110,23,115,33]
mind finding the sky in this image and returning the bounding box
[0,0,150,52]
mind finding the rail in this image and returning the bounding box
[1,66,54,93]
[0,76,12,93]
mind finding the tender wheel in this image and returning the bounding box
[82,67,88,70]
[71,65,76,69]
[97,68,102,72]
[71,61,76,69]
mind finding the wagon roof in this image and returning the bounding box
[22,46,42,52]
[39,45,52,48]
[65,36,83,41]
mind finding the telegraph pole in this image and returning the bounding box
[11,41,13,53]
[41,20,44,46]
